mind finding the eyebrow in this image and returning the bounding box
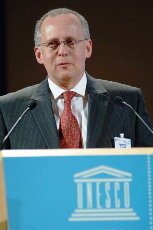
[45,36,76,42]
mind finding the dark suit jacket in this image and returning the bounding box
[0,74,153,149]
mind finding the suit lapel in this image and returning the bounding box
[86,74,125,148]
[86,75,110,147]
[30,79,60,148]
[86,92,110,148]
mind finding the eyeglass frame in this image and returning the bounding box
[37,38,89,50]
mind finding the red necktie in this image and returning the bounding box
[60,91,82,148]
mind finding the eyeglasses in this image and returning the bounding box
[38,38,88,50]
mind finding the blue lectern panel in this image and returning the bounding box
[3,152,153,230]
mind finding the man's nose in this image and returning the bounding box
[57,42,68,56]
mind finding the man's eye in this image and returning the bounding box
[66,40,74,46]
[48,41,59,48]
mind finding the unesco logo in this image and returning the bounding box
[69,165,140,222]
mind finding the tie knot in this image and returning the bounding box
[63,91,76,102]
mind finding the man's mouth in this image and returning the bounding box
[57,62,70,66]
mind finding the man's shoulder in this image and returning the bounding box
[87,74,140,94]
[0,84,38,103]
[0,79,47,105]
[100,79,139,92]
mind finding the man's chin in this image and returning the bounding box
[58,74,77,89]
[60,75,72,84]
[49,71,82,89]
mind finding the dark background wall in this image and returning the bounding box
[4,0,153,120]
[0,0,7,95]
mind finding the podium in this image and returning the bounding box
[1,148,153,230]
[0,153,8,230]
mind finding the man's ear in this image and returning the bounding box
[86,39,92,59]
[34,47,43,64]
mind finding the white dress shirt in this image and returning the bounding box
[48,73,88,148]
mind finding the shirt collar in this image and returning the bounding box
[48,73,87,99]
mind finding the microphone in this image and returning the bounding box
[115,96,153,135]
[2,100,37,149]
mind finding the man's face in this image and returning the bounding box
[34,14,92,89]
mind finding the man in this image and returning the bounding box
[0,8,153,149]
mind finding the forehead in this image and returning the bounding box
[40,14,84,40]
